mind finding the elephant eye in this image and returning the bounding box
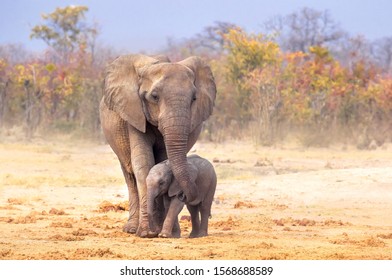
[150,91,159,102]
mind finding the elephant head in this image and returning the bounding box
[146,161,198,228]
[103,54,216,204]
[145,161,173,233]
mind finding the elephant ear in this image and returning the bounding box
[178,56,217,131]
[103,54,162,133]
[167,180,181,198]
[168,163,198,198]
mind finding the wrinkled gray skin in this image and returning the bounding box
[146,155,217,238]
[100,54,216,237]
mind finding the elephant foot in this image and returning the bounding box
[148,222,162,238]
[158,231,181,238]
[158,231,172,238]
[172,230,181,238]
[123,221,138,234]
[189,228,200,238]
[189,231,207,238]
[147,230,159,238]
[136,220,151,238]
[189,231,198,238]
[136,227,149,238]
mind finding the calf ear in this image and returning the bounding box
[168,180,182,198]
[168,163,198,198]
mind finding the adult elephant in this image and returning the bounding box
[99,54,216,237]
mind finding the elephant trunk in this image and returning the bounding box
[160,112,199,204]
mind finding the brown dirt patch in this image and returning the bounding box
[1,141,392,259]
[98,200,129,212]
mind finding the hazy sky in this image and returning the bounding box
[1,0,392,53]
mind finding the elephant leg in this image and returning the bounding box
[199,203,212,237]
[121,165,139,233]
[172,216,181,238]
[154,194,180,238]
[159,198,184,238]
[151,143,168,234]
[154,142,181,238]
[129,127,155,238]
[100,102,138,233]
[187,205,201,238]
[198,180,216,237]
[148,195,164,238]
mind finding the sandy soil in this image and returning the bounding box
[1,139,392,260]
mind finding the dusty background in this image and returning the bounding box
[1,139,391,260]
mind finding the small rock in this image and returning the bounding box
[180,215,191,222]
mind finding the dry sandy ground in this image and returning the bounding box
[0,139,392,260]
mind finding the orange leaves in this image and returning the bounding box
[367,77,392,111]
[221,27,392,139]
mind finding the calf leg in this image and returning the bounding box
[199,205,210,237]
[159,198,184,238]
[187,205,201,238]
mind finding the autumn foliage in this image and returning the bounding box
[0,6,103,139]
[1,6,391,147]
[209,29,392,147]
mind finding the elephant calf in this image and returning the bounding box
[146,155,217,238]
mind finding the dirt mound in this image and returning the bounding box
[98,201,129,212]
